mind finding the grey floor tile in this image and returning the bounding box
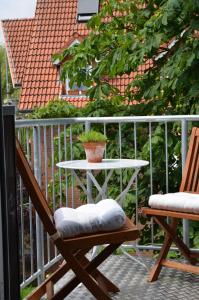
[54,255,199,300]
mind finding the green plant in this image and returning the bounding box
[37,96,196,249]
[56,0,199,114]
[0,45,18,102]
[20,286,35,299]
[78,130,107,143]
[29,98,79,119]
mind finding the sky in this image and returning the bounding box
[0,0,36,44]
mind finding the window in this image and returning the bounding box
[64,66,92,95]
[65,77,88,95]
[77,0,99,23]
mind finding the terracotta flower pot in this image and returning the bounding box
[83,142,106,163]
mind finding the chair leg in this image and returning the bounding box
[27,261,69,300]
[46,281,54,299]
[53,243,121,300]
[155,216,197,265]
[79,255,119,293]
[148,218,177,282]
[56,255,111,300]
[27,249,90,300]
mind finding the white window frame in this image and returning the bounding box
[77,0,99,23]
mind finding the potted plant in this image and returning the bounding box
[78,130,107,163]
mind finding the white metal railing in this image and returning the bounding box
[15,115,199,288]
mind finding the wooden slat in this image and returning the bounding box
[154,216,196,264]
[16,138,56,236]
[46,281,54,299]
[27,249,90,300]
[192,149,199,192]
[188,138,198,191]
[142,207,199,221]
[79,256,119,293]
[161,259,199,275]
[195,128,199,136]
[148,219,177,282]
[52,243,121,300]
[197,180,199,194]
[62,218,139,251]
[180,127,198,192]
[189,251,199,259]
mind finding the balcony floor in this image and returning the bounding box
[55,255,199,299]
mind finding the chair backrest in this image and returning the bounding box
[180,127,199,193]
[16,139,57,236]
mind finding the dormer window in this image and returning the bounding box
[65,76,88,95]
[77,0,99,23]
[62,66,92,96]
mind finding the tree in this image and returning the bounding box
[56,0,199,114]
[0,45,7,100]
[0,45,19,102]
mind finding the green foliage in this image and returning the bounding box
[0,45,8,101]
[78,130,107,143]
[20,286,35,299]
[56,0,199,114]
[0,45,17,102]
[82,98,127,117]
[47,0,199,249]
[29,98,79,119]
[47,98,189,247]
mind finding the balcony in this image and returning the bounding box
[15,115,199,298]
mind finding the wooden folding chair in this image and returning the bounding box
[142,127,199,282]
[16,139,139,299]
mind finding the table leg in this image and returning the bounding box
[86,170,93,204]
[72,170,93,203]
[87,169,114,201]
[115,168,140,204]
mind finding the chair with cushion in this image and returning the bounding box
[16,139,139,299]
[142,127,199,282]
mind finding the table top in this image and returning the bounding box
[56,159,149,171]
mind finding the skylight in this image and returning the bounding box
[77,0,99,23]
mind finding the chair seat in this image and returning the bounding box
[63,217,139,251]
[149,192,199,214]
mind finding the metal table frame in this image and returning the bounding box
[57,159,149,205]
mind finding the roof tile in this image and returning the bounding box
[1,18,33,86]
[2,0,151,110]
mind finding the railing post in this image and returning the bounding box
[181,119,189,247]
[85,121,93,203]
[33,127,45,284]
[0,192,4,299]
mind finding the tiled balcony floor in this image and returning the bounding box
[55,255,199,299]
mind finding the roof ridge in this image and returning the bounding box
[1,18,34,22]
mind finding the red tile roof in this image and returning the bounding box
[19,0,87,110]
[1,18,33,86]
[63,96,89,108]
[2,0,151,110]
[109,62,152,94]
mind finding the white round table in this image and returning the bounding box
[57,159,149,204]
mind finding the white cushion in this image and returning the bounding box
[54,199,126,238]
[149,192,199,214]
